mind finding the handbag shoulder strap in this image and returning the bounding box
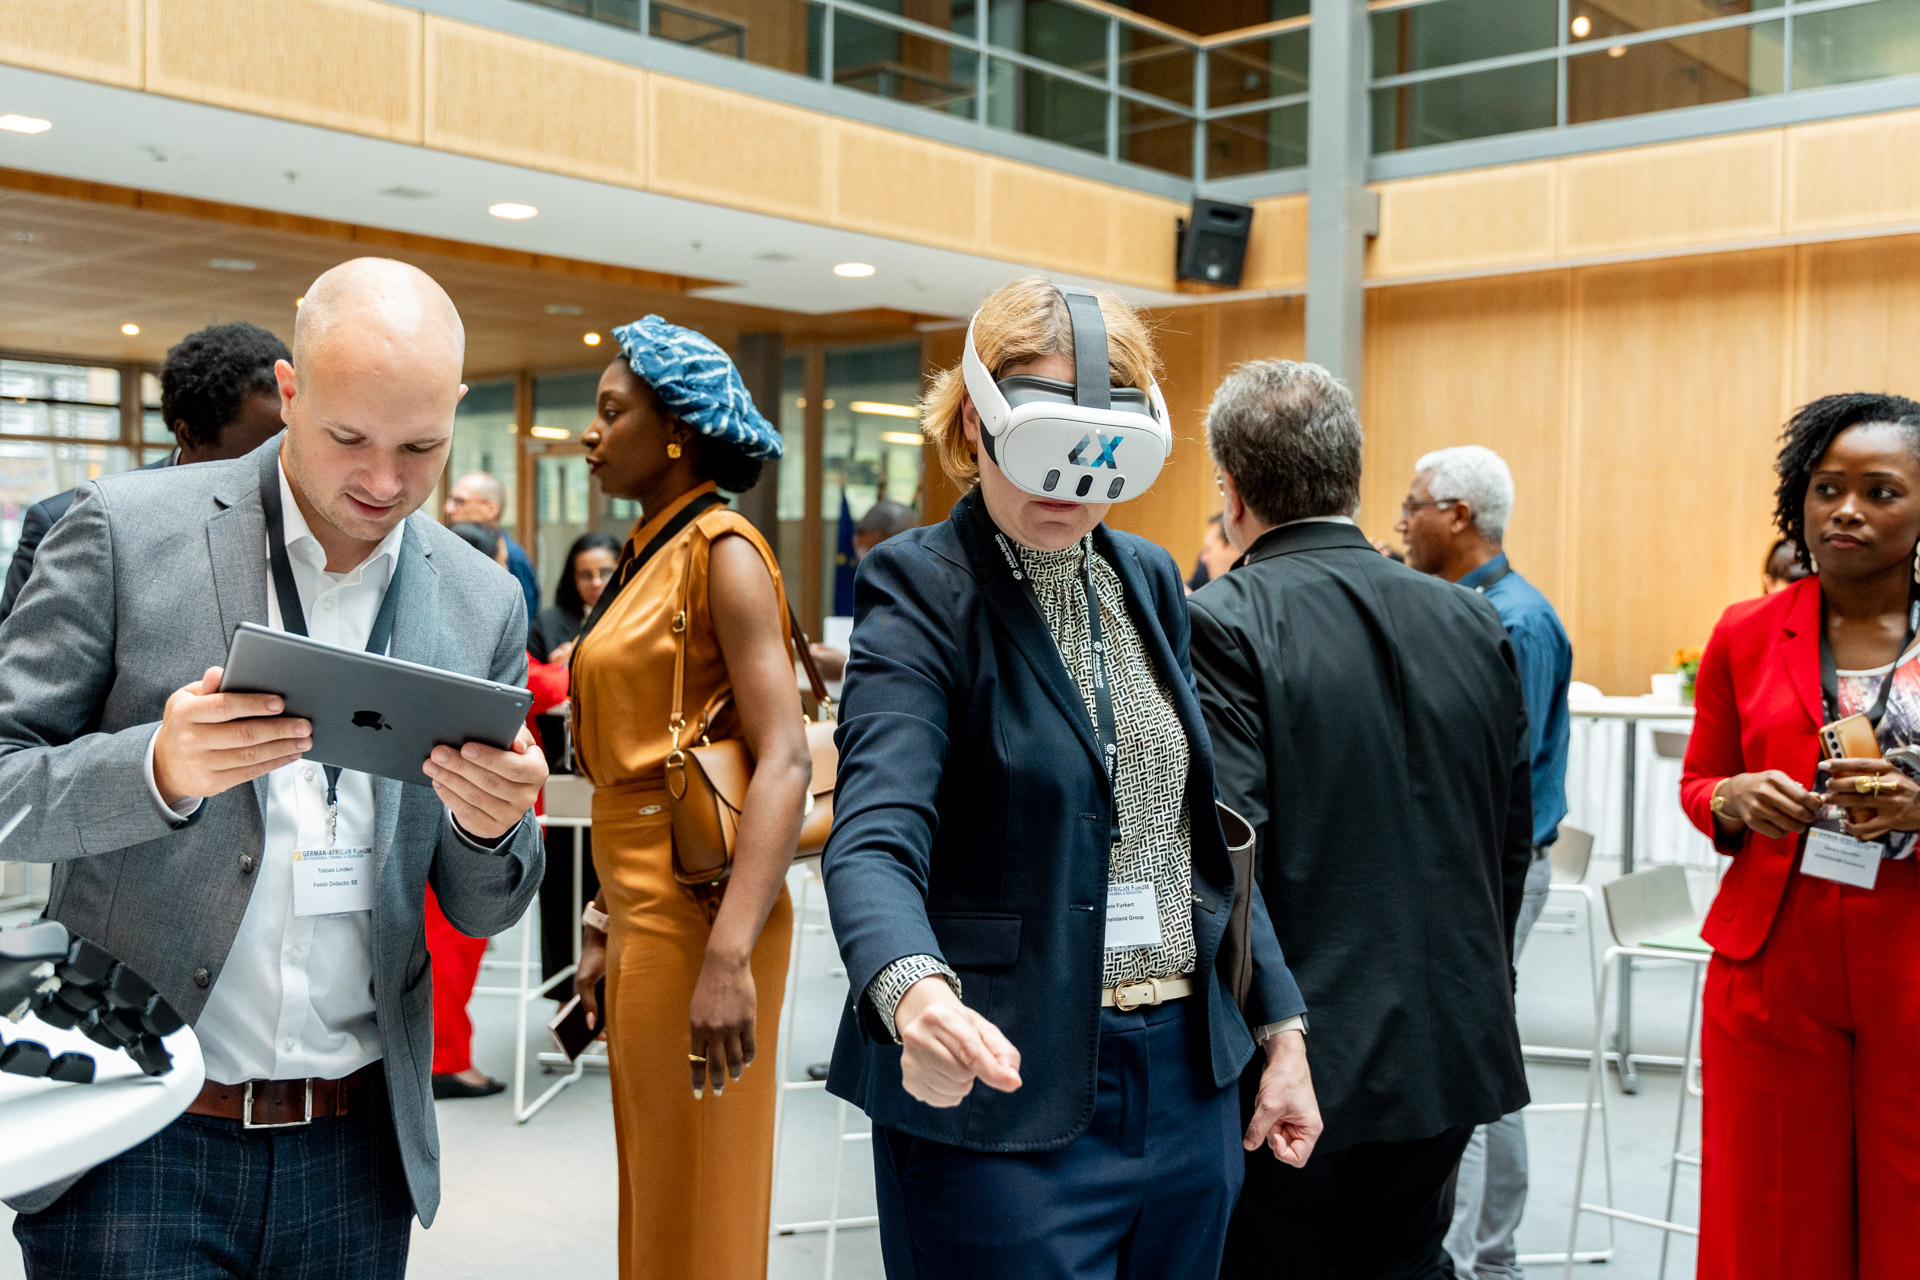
[788,604,833,718]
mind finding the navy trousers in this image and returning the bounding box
[872,999,1242,1280]
[14,1074,413,1280]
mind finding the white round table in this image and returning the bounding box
[0,1011,203,1198]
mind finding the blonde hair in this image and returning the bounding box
[921,276,1160,488]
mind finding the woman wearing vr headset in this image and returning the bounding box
[821,276,1321,1279]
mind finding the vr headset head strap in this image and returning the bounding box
[1057,286,1111,412]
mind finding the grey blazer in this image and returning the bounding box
[0,436,543,1225]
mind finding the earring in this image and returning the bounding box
[1912,543,1919,586]
[1809,550,1819,574]
[666,442,682,460]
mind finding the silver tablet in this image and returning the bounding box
[220,623,534,787]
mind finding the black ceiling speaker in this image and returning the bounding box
[1176,198,1255,288]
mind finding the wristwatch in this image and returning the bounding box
[582,902,610,933]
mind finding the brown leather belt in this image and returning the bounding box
[188,1063,382,1129]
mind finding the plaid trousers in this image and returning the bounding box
[14,1076,413,1280]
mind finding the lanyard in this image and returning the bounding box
[257,447,406,843]
[995,532,1119,790]
[1470,560,1512,594]
[1818,597,1920,727]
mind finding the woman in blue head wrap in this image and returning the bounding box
[566,317,808,1280]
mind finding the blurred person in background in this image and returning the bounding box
[567,316,806,1280]
[1763,535,1812,595]
[1,320,291,622]
[426,520,519,1099]
[1187,512,1238,591]
[1393,445,1571,1280]
[446,471,539,624]
[1682,393,1920,1279]
[527,531,619,985]
[1192,361,1533,1280]
[824,278,1317,1280]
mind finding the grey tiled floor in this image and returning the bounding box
[1,856,1707,1278]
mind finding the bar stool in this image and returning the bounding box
[1517,823,1617,1267]
[473,774,600,1123]
[1563,865,1711,1279]
[768,858,875,1280]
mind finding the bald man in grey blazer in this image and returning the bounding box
[2,259,547,1280]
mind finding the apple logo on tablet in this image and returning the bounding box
[352,710,393,732]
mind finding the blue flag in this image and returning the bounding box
[833,492,857,616]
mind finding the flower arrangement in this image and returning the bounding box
[1673,647,1704,704]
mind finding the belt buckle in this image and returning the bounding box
[1113,979,1156,1012]
[242,1078,313,1129]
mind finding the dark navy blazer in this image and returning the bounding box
[822,491,1307,1153]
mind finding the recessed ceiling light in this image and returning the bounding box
[209,257,256,271]
[852,400,918,418]
[295,295,305,307]
[1570,14,1591,36]
[489,202,538,220]
[833,262,875,278]
[822,399,836,409]
[545,304,584,316]
[120,323,140,336]
[530,425,571,441]
[583,332,602,346]
[0,115,51,135]
[879,430,924,447]
[1607,42,1627,56]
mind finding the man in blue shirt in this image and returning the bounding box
[1394,444,1572,1280]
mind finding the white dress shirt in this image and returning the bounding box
[148,461,406,1085]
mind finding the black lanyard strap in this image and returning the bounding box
[256,446,408,816]
[1471,560,1512,594]
[996,531,1119,791]
[1819,596,1920,727]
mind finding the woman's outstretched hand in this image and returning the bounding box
[893,977,1022,1108]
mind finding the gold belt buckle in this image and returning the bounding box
[243,1078,314,1129]
[1112,979,1157,1012]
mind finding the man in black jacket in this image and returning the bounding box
[0,321,288,622]
[1190,360,1533,1280]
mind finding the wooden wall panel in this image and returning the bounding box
[1359,274,1573,609]
[1242,195,1307,291]
[424,18,645,188]
[1368,163,1557,281]
[1786,110,1920,236]
[1104,188,1182,290]
[1793,234,1920,404]
[834,124,982,253]
[648,76,830,221]
[1567,250,1789,693]
[1559,131,1782,258]
[145,0,422,142]
[0,0,141,86]
[983,161,1114,279]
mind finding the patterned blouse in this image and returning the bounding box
[867,535,1196,1038]
[1835,644,1920,859]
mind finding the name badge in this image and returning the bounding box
[292,846,374,917]
[1802,826,1883,890]
[1104,880,1163,950]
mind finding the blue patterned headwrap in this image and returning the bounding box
[611,316,783,462]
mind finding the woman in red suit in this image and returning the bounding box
[1682,392,1920,1279]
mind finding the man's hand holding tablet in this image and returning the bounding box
[424,726,546,841]
[153,666,313,806]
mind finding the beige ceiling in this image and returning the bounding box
[0,179,928,379]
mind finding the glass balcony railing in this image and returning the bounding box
[519,0,1920,184]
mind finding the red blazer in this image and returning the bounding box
[1681,575,1824,960]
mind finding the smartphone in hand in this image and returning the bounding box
[548,980,607,1062]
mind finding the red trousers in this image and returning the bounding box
[423,886,489,1076]
[1701,859,1920,1279]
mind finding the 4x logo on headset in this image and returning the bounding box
[1068,432,1124,469]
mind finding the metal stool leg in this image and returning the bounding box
[769,865,812,1232]
[1565,943,1616,1279]
[1658,965,1706,1280]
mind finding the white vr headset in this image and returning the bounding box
[961,284,1172,504]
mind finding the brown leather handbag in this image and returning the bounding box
[664,551,838,885]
